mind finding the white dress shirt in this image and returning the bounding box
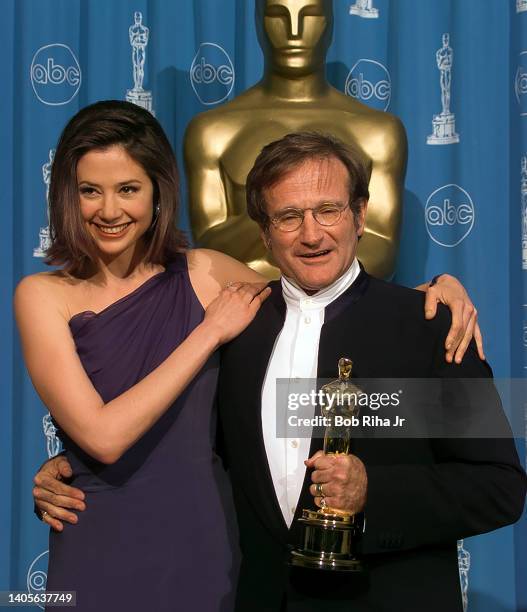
[261,258,360,526]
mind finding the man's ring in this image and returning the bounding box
[315,483,325,497]
[320,497,327,509]
[40,510,49,521]
[226,281,238,291]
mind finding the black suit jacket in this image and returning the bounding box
[218,272,526,612]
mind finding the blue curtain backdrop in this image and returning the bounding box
[1,0,526,610]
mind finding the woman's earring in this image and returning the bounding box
[152,204,160,225]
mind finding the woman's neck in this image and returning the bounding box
[94,244,158,285]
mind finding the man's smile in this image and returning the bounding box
[298,249,332,260]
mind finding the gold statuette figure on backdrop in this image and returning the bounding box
[184,0,407,279]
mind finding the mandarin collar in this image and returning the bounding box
[280,258,361,311]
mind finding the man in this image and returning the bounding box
[33,134,526,611]
[213,133,526,611]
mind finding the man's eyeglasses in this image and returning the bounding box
[269,202,350,232]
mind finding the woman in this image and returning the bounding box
[25,101,481,610]
[15,100,269,611]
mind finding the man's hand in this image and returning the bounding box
[305,451,367,515]
[417,274,485,364]
[33,456,85,532]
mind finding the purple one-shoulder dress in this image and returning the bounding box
[45,255,239,611]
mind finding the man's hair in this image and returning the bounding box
[246,132,370,230]
[46,100,187,278]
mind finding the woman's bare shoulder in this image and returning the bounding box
[14,271,80,319]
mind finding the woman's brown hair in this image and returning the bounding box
[46,100,187,277]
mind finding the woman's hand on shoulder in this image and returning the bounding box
[201,280,271,346]
[417,273,484,364]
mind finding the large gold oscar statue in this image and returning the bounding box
[184,0,407,279]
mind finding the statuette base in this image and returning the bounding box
[126,89,155,115]
[290,508,363,572]
[33,227,51,258]
[349,5,379,18]
[427,113,459,145]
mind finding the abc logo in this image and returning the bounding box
[515,51,527,116]
[190,42,235,106]
[30,44,81,106]
[26,549,48,610]
[345,59,391,111]
[425,184,475,248]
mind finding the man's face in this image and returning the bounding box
[263,0,330,75]
[262,157,367,293]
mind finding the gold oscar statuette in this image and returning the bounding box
[290,357,364,571]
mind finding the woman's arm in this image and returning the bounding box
[15,272,269,465]
[187,248,265,305]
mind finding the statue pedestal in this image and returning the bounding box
[33,226,51,258]
[427,112,459,145]
[126,89,155,115]
[349,3,378,18]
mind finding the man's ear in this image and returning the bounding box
[356,199,368,237]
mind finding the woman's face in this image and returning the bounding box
[76,145,155,262]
